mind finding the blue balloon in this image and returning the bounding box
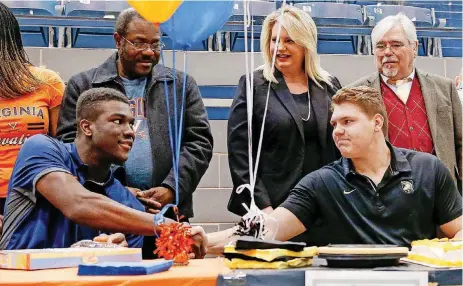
[161,0,234,50]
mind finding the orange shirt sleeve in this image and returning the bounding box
[45,70,65,109]
[33,67,65,109]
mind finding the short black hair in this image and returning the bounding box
[76,88,129,124]
[115,8,146,37]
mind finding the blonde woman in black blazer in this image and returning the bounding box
[227,6,342,242]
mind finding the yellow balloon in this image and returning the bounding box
[127,0,183,24]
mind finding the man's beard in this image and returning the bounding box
[382,66,399,78]
[381,56,399,78]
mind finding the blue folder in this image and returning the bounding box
[78,260,174,276]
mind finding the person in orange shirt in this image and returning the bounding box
[0,3,64,218]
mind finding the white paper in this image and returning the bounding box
[305,270,428,286]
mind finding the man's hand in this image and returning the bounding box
[262,206,274,214]
[188,226,207,259]
[126,187,141,197]
[0,214,3,234]
[93,233,128,247]
[137,187,174,212]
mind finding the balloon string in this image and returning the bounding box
[250,0,254,134]
[159,18,182,222]
[238,0,261,217]
[171,18,180,208]
[159,49,178,220]
[176,51,187,205]
[243,0,254,195]
[236,0,286,239]
[254,2,285,184]
[245,1,251,28]
[160,49,176,196]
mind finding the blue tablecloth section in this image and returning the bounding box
[217,259,463,286]
[78,260,174,276]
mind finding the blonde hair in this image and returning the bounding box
[260,5,332,88]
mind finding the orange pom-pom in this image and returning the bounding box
[154,223,194,265]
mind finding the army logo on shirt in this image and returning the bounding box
[401,180,414,194]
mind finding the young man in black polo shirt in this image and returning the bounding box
[208,86,462,252]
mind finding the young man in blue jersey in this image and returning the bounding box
[0,88,207,259]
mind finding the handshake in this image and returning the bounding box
[91,183,210,260]
[87,226,208,260]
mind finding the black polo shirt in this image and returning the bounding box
[280,143,462,247]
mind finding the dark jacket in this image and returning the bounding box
[56,52,213,219]
[227,69,342,216]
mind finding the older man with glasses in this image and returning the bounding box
[348,13,462,193]
[56,8,213,258]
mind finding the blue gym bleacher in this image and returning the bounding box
[64,0,128,48]
[4,0,461,56]
[294,2,364,54]
[405,0,463,56]
[2,0,58,47]
[226,0,276,52]
[2,0,461,121]
[199,86,237,120]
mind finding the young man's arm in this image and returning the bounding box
[6,135,206,256]
[440,216,462,239]
[36,172,207,257]
[267,207,307,241]
[36,172,156,236]
[207,173,319,255]
[207,207,307,255]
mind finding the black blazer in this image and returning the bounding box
[228,69,342,216]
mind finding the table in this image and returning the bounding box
[0,258,230,286]
[1,258,461,286]
[218,259,463,286]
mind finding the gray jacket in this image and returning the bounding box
[348,69,462,189]
[56,52,213,218]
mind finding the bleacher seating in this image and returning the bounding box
[364,4,433,27]
[199,86,236,120]
[64,0,128,48]
[2,0,58,47]
[295,2,363,54]
[348,0,393,5]
[405,1,462,57]
[2,0,461,57]
[64,1,209,50]
[226,0,277,52]
[296,2,363,25]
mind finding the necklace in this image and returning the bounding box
[301,87,311,121]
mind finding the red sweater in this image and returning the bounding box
[380,77,434,154]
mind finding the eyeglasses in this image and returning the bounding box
[121,36,165,51]
[375,41,406,53]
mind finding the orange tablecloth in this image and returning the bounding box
[0,258,231,286]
